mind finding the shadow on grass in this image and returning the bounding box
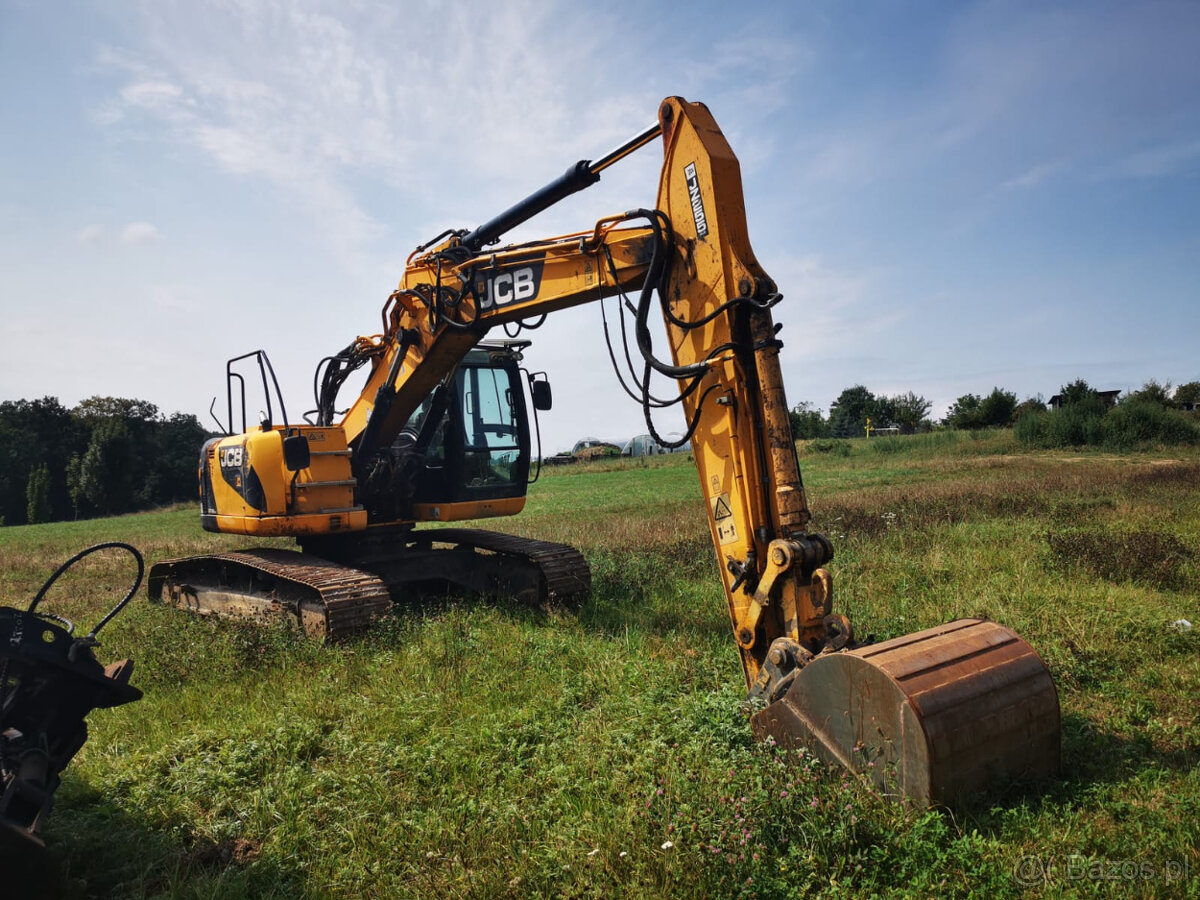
[1058,711,1199,789]
[1,781,304,900]
[355,536,733,646]
[957,711,1199,834]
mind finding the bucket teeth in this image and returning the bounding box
[751,618,1060,806]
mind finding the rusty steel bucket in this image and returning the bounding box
[751,618,1060,806]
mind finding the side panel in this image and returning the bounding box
[201,426,364,536]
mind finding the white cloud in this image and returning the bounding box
[92,1,811,276]
[999,161,1063,192]
[76,223,107,245]
[120,221,164,244]
[1109,140,1200,179]
[120,80,183,110]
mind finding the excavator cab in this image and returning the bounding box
[398,342,536,516]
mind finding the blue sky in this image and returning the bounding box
[2,0,1197,453]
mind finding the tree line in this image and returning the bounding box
[0,396,209,526]
[790,379,1200,445]
[789,386,934,439]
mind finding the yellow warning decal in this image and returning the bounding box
[711,493,738,545]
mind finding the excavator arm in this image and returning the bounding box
[329,99,835,689]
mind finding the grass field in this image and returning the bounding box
[2,431,1198,899]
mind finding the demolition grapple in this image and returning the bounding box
[0,542,143,847]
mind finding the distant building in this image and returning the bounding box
[621,434,667,457]
[1047,390,1120,409]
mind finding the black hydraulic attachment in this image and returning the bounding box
[0,543,144,847]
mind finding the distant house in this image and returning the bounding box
[1047,390,1121,410]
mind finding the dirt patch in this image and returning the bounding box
[185,836,262,869]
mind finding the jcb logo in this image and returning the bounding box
[219,446,244,468]
[478,261,544,310]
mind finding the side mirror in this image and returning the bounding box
[531,379,553,411]
[282,433,311,471]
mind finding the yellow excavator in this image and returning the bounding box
[149,97,1059,806]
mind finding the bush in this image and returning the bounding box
[807,438,851,456]
[1016,400,1200,449]
[1015,403,1103,448]
[1101,399,1200,448]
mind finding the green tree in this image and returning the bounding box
[0,397,82,524]
[945,393,983,429]
[978,387,1018,427]
[1174,381,1200,408]
[1125,379,1174,408]
[1058,379,1097,406]
[788,401,829,439]
[79,419,134,515]
[1014,396,1047,420]
[25,464,50,524]
[829,386,876,437]
[72,396,160,424]
[66,453,86,519]
[145,412,207,505]
[887,392,932,433]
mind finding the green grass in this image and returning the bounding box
[2,434,1198,898]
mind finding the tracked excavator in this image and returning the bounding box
[149,97,1059,805]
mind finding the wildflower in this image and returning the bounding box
[425,851,436,859]
[657,788,664,796]
[809,797,819,808]
[780,790,788,799]
[661,841,674,851]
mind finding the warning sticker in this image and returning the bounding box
[711,493,738,545]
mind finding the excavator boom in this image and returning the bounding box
[149,97,1059,805]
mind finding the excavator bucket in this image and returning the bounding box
[751,619,1059,806]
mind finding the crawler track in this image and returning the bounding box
[302,526,592,609]
[150,528,591,639]
[148,549,391,639]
